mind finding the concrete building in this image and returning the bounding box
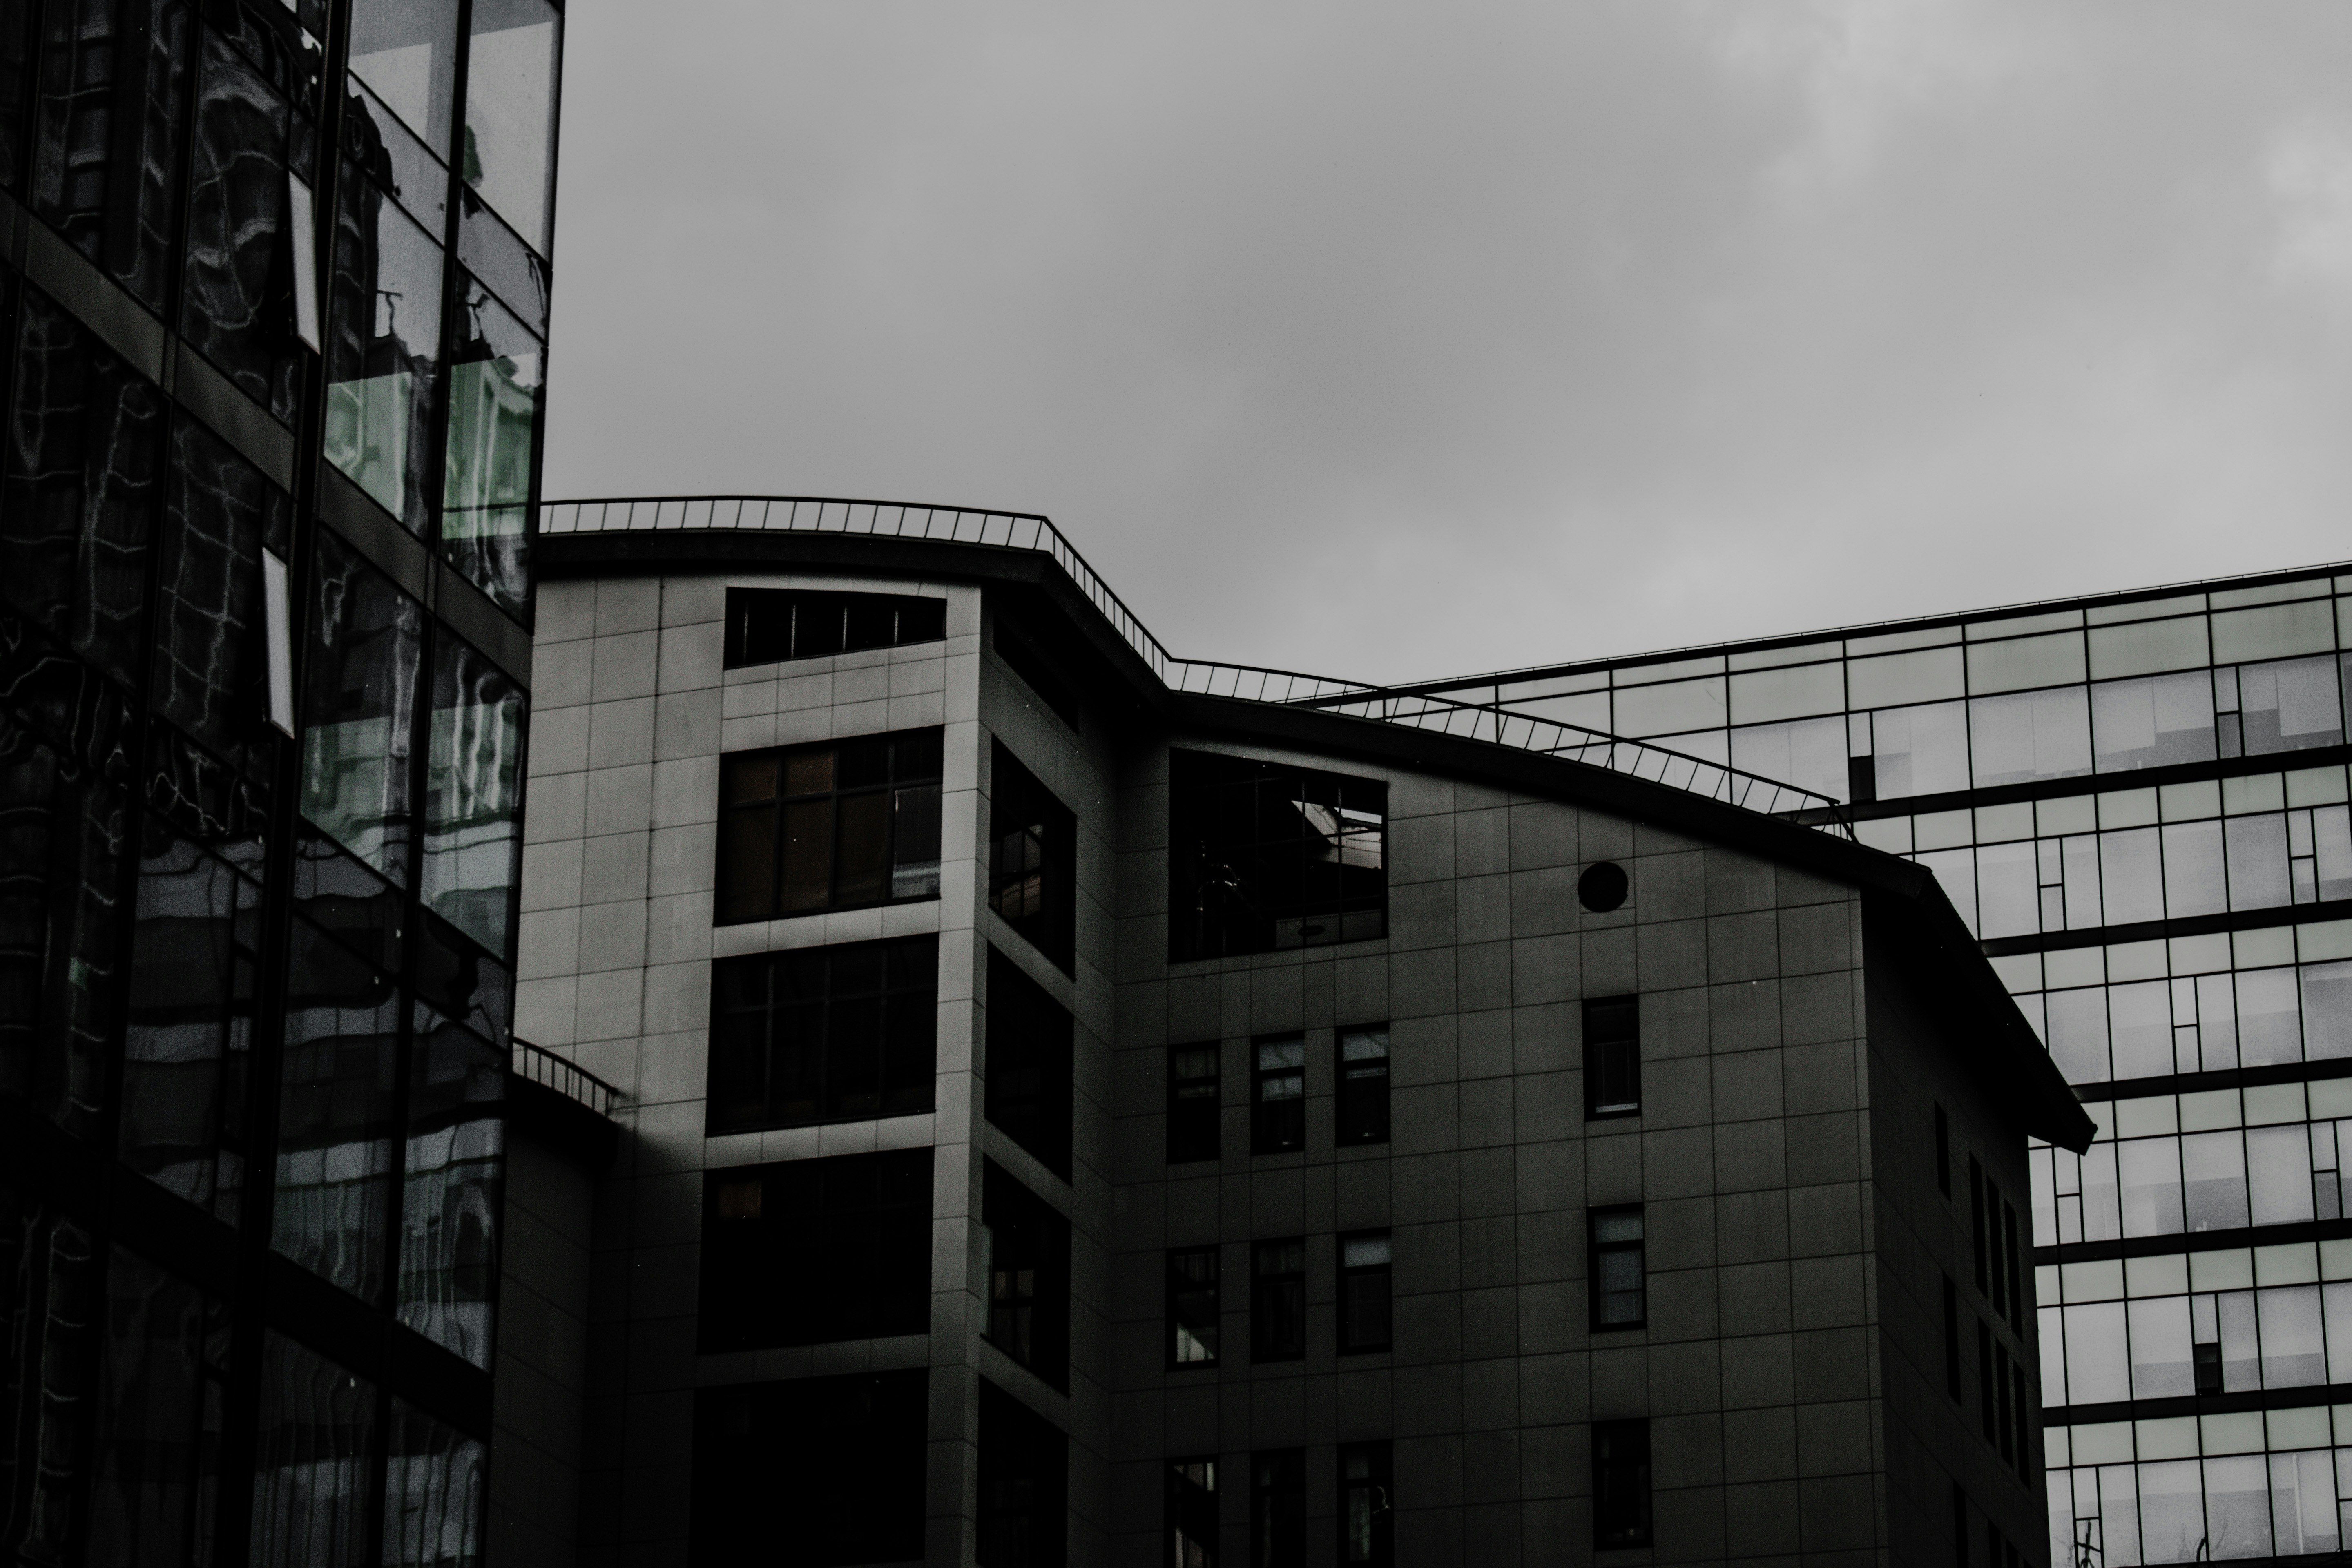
[514,500,2090,1566]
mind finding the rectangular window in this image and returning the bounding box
[1169,1458,1218,1568]
[1984,1174,2007,1316]
[982,1160,1070,1391]
[696,1149,933,1352]
[1168,1247,1220,1367]
[995,618,1081,730]
[989,742,1076,971]
[724,586,946,667]
[1952,1481,1969,1568]
[1337,1232,1392,1354]
[1584,996,1640,1118]
[1168,1044,1221,1164]
[1252,1035,1306,1154]
[1169,749,1386,961]
[1977,1321,1997,1443]
[1589,1207,1646,1331]
[1339,1442,1392,1566]
[1336,1025,1390,1145]
[715,729,943,923]
[1934,1103,1951,1198]
[984,946,1073,1180]
[690,1372,927,1568]
[706,935,938,1133]
[975,1378,1067,1568]
[2011,1360,2031,1475]
[1942,1274,1962,1400]
[1251,1238,1306,1363]
[1251,1450,1304,1568]
[1969,1156,1988,1291]
[1993,1342,2013,1463]
[1591,1419,1653,1549]
[2002,1202,2022,1325]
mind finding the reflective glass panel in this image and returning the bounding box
[248,1332,374,1568]
[397,1005,503,1367]
[29,0,191,311]
[1969,686,2091,788]
[180,25,301,423]
[2092,672,2217,774]
[271,917,400,1300]
[299,530,421,884]
[87,1247,221,1568]
[2240,656,2344,756]
[324,164,444,532]
[347,0,458,151]
[421,626,524,959]
[461,0,558,254]
[383,1400,484,1568]
[440,277,539,618]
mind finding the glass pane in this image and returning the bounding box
[2161,821,2226,919]
[398,1007,503,1366]
[440,276,540,618]
[272,917,400,1300]
[421,627,524,959]
[2240,656,2343,755]
[248,1332,374,1568]
[1870,700,1970,798]
[324,164,444,532]
[2092,672,2216,773]
[344,75,446,232]
[2224,814,2291,912]
[31,0,191,311]
[348,0,458,150]
[299,530,422,885]
[461,0,558,253]
[2127,1295,2194,1398]
[1969,686,2091,787]
[88,1247,219,1568]
[382,1400,484,1568]
[180,29,300,423]
[2063,1300,2129,1403]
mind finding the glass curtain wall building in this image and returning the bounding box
[1366,564,2352,1564]
[0,0,561,1561]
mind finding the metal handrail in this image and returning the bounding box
[536,495,1849,834]
[511,1037,622,1119]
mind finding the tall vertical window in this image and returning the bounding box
[1934,1103,1952,1197]
[1168,1044,1221,1164]
[982,1160,1069,1391]
[1251,1450,1304,1568]
[989,742,1076,971]
[1336,1025,1390,1145]
[300,528,422,885]
[272,916,401,1303]
[1252,1035,1305,1155]
[1251,1239,1306,1363]
[1584,996,1640,1118]
[1339,1443,1392,1567]
[2001,1202,2022,1325]
[706,936,939,1132]
[1169,1459,1217,1568]
[724,587,947,667]
[1591,1419,1653,1549]
[421,624,525,957]
[715,729,943,923]
[976,1377,1067,1567]
[1588,1207,1646,1330]
[1943,1274,1962,1400]
[462,0,563,253]
[984,947,1072,1180]
[690,1372,928,1568]
[323,143,446,533]
[1337,1233,1392,1354]
[1169,749,1386,961]
[248,1332,376,1568]
[1977,1321,1997,1443]
[1168,1247,1220,1367]
[696,1149,933,1351]
[439,275,541,618]
[1969,1155,1989,1291]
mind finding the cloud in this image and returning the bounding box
[2268,120,2352,315]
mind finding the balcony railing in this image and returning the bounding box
[536,495,1848,834]
[511,1037,622,1120]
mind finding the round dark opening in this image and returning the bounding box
[1578,861,1629,913]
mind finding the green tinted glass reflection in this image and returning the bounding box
[440,277,539,618]
[422,627,524,959]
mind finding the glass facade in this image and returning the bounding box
[1404,567,2352,1562]
[0,0,559,1558]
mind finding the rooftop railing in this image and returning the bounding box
[511,1037,622,1120]
[537,495,1848,834]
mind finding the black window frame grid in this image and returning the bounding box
[1337,1230,1392,1355]
[1335,1024,1390,1146]
[1250,1237,1307,1364]
[988,740,1076,972]
[980,1159,1070,1392]
[1167,1246,1221,1369]
[1588,1204,1647,1332]
[723,585,946,668]
[1251,1033,1306,1155]
[1167,1455,1218,1568]
[1167,1042,1222,1165]
[1583,995,1640,1120]
[1592,1418,1654,1549]
[695,1149,934,1352]
[1168,749,1387,962]
[1338,1441,1393,1567]
[982,945,1073,1180]
[714,727,944,926]
[705,934,939,1134]
[1250,1448,1305,1568]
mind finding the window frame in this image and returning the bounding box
[1250,1449,1305,1568]
[1167,1456,1218,1568]
[1583,995,1640,1120]
[694,1149,934,1352]
[1337,1231,1392,1356]
[1587,1205,1647,1332]
[1591,1418,1653,1550]
[987,741,1076,972]
[982,945,1073,1180]
[714,727,944,926]
[723,586,946,668]
[1167,1246,1221,1369]
[1167,1042,1222,1164]
[704,934,939,1134]
[1335,1024,1390,1146]
[1250,1237,1307,1364]
[980,1159,1070,1392]
[1167,749,1388,962]
[1338,1441,1393,1567]
[1251,1033,1306,1155]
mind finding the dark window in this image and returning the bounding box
[88,1246,226,1567]
[995,618,1080,730]
[1337,1232,1392,1354]
[1592,1419,1653,1549]
[1338,1442,1392,1566]
[1251,1450,1304,1568]
[690,1372,927,1568]
[1589,1207,1645,1331]
[1952,1481,1969,1568]
[1169,749,1385,961]
[1994,1342,2013,1464]
[989,742,1075,971]
[1168,1044,1221,1164]
[715,729,943,923]
[982,1160,1069,1391]
[976,1377,1067,1567]
[2011,1361,2031,1475]
[1969,1156,1988,1291]
[1584,996,1639,1118]
[1336,1025,1390,1145]
[1983,1173,2007,1316]
[2002,1202,2022,1326]
[30,0,189,312]
[1942,1274,1962,1401]
[1977,1321,1997,1443]
[707,935,938,1133]
[1577,860,1629,912]
[1252,1035,1305,1154]
[696,1149,933,1351]
[1251,1238,1305,1363]
[1168,1247,1219,1367]
[1168,1458,1217,1568]
[724,586,946,667]
[1934,1103,1951,1198]
[984,946,1072,1180]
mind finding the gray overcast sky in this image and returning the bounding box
[542,1,2352,687]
